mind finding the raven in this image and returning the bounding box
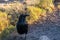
[16,14,29,34]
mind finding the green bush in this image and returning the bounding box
[0,25,15,40]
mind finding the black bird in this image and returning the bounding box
[16,14,29,34]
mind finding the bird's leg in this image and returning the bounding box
[24,34,27,40]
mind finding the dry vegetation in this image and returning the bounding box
[0,11,9,33]
[27,6,47,24]
[0,0,55,32]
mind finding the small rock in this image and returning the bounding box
[39,35,50,40]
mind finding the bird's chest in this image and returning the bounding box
[18,18,27,24]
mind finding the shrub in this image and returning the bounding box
[0,25,15,40]
[36,0,55,13]
[0,1,55,25]
[0,2,24,26]
[27,6,47,24]
[0,11,9,33]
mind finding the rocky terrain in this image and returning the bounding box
[5,9,60,40]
